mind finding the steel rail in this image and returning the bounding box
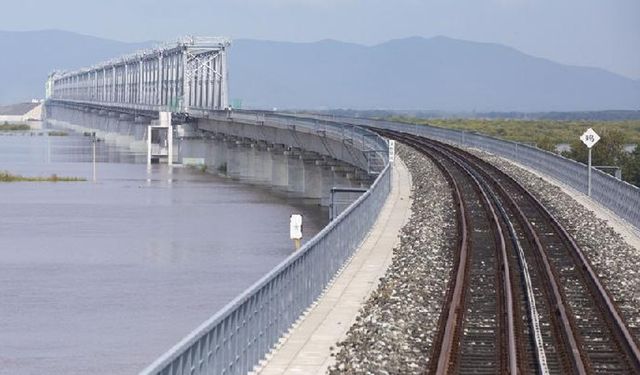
[382,130,595,374]
[398,129,640,374]
[444,149,517,375]
[479,167,551,375]
[388,133,517,374]
[432,137,640,373]
[415,135,586,374]
[452,147,640,373]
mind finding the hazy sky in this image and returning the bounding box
[4,0,640,79]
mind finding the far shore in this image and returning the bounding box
[0,171,86,182]
[0,123,31,131]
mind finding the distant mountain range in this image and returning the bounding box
[0,30,151,105]
[1,30,639,112]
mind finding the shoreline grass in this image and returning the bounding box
[0,171,86,182]
[48,130,69,136]
[0,123,31,131]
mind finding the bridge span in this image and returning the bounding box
[48,36,230,114]
[44,36,396,375]
[42,37,640,375]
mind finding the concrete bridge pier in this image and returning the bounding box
[255,148,274,184]
[182,139,209,162]
[244,146,259,182]
[210,139,228,174]
[115,114,135,147]
[271,152,289,190]
[320,167,337,206]
[297,152,325,199]
[302,163,324,200]
[94,111,109,138]
[287,155,305,194]
[227,143,250,180]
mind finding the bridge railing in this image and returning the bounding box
[140,117,390,375]
[297,114,640,231]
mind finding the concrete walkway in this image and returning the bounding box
[255,158,413,375]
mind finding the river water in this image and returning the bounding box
[0,131,328,374]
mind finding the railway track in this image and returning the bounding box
[377,130,640,375]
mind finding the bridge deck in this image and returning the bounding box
[254,158,412,375]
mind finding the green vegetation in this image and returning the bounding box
[188,164,208,173]
[390,117,640,186]
[0,123,31,131]
[389,117,640,150]
[48,131,69,136]
[564,129,640,187]
[217,162,228,174]
[0,171,86,182]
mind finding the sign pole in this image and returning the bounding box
[587,147,591,196]
[147,125,152,169]
[580,128,600,198]
[92,132,97,182]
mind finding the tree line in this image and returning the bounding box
[388,117,640,187]
[561,129,640,187]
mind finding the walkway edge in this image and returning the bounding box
[253,157,413,375]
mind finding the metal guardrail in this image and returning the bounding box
[298,114,640,231]
[140,117,390,375]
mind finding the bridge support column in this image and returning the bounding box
[271,152,289,189]
[163,112,173,166]
[147,112,173,167]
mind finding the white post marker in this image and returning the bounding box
[92,132,97,182]
[388,139,396,163]
[580,128,600,197]
[147,125,152,169]
[290,214,303,251]
[160,112,173,166]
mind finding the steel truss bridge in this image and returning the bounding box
[47,36,230,114]
[44,37,393,375]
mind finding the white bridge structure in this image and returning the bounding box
[47,36,230,113]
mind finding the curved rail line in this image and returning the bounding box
[391,133,518,374]
[379,129,640,375]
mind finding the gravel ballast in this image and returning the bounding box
[472,150,640,339]
[329,141,639,374]
[328,144,455,374]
